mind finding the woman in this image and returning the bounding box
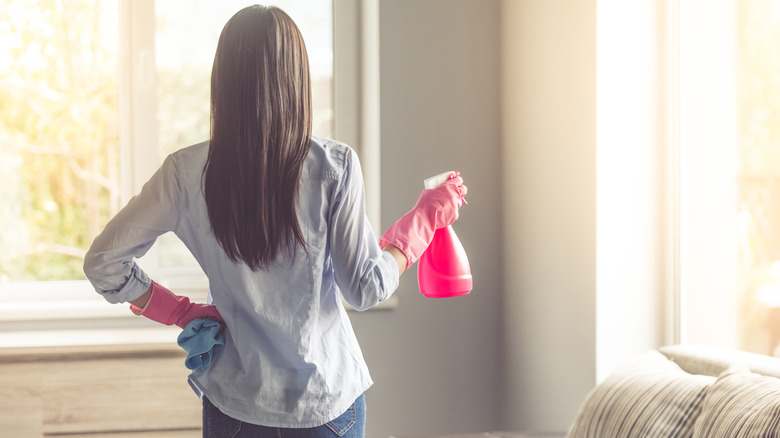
[83,5,466,437]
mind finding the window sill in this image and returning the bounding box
[0,325,182,357]
[0,296,398,353]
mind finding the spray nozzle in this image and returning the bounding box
[424,171,459,190]
[424,171,466,204]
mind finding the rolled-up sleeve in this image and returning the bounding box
[83,155,181,304]
[328,149,400,311]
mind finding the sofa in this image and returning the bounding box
[393,344,780,438]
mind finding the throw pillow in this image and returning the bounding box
[692,364,780,437]
[567,350,715,438]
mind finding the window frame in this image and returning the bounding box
[667,0,740,348]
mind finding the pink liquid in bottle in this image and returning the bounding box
[418,172,473,298]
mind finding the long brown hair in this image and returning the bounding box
[204,5,311,270]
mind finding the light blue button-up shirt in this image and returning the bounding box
[83,136,400,427]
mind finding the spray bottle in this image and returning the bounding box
[417,171,473,298]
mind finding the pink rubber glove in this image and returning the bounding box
[379,172,467,269]
[129,281,223,329]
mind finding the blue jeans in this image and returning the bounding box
[202,394,366,438]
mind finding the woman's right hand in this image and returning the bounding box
[412,173,467,229]
[379,172,467,269]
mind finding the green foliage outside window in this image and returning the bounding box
[0,0,119,282]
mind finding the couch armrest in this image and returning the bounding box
[659,344,780,378]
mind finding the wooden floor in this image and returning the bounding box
[0,343,202,437]
[49,431,200,438]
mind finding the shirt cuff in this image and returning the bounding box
[96,264,152,304]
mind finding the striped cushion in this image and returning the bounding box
[692,365,780,437]
[566,350,715,438]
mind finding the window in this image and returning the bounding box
[676,0,780,357]
[0,0,384,339]
[0,0,120,284]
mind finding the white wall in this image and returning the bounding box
[349,1,504,437]
[501,0,598,430]
[348,0,668,436]
[595,0,666,382]
[501,0,666,432]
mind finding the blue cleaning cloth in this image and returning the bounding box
[177,318,225,372]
